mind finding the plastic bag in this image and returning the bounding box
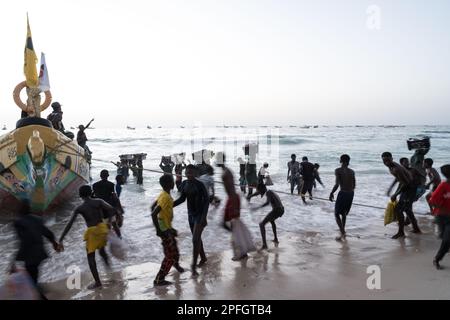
[0,269,39,300]
[265,175,274,186]
[108,231,126,260]
[384,201,398,226]
[230,218,256,257]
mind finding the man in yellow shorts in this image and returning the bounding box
[59,185,117,289]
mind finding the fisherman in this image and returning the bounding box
[12,200,61,299]
[93,170,123,237]
[173,164,210,276]
[115,174,125,198]
[174,153,187,191]
[151,175,185,286]
[198,164,220,207]
[257,189,284,250]
[300,156,315,204]
[429,165,450,270]
[382,152,421,239]
[46,102,65,133]
[247,162,269,202]
[237,157,247,194]
[245,156,258,198]
[59,185,116,289]
[313,163,324,189]
[424,158,442,213]
[329,155,356,241]
[287,154,301,195]
[159,156,175,175]
[77,118,94,160]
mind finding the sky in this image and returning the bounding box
[1,0,449,128]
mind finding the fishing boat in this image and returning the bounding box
[126,126,135,130]
[0,17,89,218]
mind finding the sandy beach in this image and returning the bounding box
[42,214,450,300]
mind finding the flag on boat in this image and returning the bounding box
[39,52,50,92]
[24,15,39,88]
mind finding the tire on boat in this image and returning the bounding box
[16,117,52,129]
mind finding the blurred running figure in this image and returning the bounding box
[329,154,355,241]
[382,152,421,239]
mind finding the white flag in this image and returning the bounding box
[38,52,50,92]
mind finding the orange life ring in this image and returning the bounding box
[13,81,52,113]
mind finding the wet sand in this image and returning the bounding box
[42,215,450,300]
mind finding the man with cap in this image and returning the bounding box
[46,102,65,133]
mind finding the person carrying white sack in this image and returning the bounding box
[216,152,256,261]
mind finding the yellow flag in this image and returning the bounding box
[24,15,39,88]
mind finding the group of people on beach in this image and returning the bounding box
[8,142,450,297]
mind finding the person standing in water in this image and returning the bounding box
[382,152,421,239]
[173,165,210,276]
[257,189,284,250]
[151,175,185,286]
[287,154,301,195]
[300,156,315,204]
[59,185,116,289]
[429,165,450,270]
[424,158,442,213]
[247,162,269,201]
[174,153,187,192]
[313,163,324,189]
[329,154,355,241]
[237,157,247,194]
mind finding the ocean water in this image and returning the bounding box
[1,125,449,284]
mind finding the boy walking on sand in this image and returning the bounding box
[151,175,185,286]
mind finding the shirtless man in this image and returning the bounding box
[287,154,301,195]
[424,158,442,213]
[257,189,284,250]
[382,152,421,239]
[59,185,116,289]
[329,154,355,241]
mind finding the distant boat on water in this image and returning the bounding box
[127,126,135,130]
[300,126,310,129]
[180,126,185,128]
[313,125,319,128]
[147,126,152,129]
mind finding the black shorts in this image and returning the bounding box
[301,180,313,195]
[262,207,284,224]
[335,191,354,216]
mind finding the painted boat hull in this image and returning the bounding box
[0,121,89,218]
